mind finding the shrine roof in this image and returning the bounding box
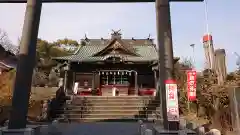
[53,30,158,62]
[0,43,19,56]
[53,38,158,62]
[0,44,18,70]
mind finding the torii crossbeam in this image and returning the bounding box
[0,0,203,131]
[0,0,202,2]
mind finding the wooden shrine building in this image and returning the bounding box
[54,31,178,96]
[0,44,18,75]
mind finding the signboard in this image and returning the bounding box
[165,80,179,121]
[187,70,197,101]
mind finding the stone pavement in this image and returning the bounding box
[40,122,154,135]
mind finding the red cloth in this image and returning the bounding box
[78,89,102,96]
[139,89,155,96]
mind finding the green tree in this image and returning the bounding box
[37,38,53,58]
[36,38,70,58]
[53,38,79,46]
[36,38,69,69]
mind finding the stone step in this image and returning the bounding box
[60,113,155,119]
[65,104,160,111]
[71,100,160,105]
[55,96,160,123]
[69,101,160,106]
[70,100,157,105]
[70,103,157,107]
[56,117,155,122]
[71,98,157,102]
[60,109,156,114]
[72,96,155,100]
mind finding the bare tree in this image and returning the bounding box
[17,37,21,46]
[0,28,19,55]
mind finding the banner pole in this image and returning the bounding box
[187,98,190,113]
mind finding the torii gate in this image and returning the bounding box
[0,0,203,131]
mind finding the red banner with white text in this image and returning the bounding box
[187,70,197,101]
[165,80,179,121]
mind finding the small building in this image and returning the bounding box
[0,44,18,74]
[54,31,178,96]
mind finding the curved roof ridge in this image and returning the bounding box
[73,45,83,55]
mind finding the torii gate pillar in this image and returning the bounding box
[155,0,179,130]
[8,0,42,129]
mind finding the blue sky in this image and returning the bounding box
[0,0,239,72]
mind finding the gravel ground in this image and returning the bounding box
[40,122,154,135]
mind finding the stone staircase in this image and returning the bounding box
[101,87,129,96]
[57,96,160,122]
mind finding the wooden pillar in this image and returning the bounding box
[66,70,73,94]
[95,71,100,89]
[71,72,76,95]
[154,70,157,90]
[135,71,138,95]
[154,70,160,97]
[92,72,95,90]
[63,63,70,94]
[63,71,68,93]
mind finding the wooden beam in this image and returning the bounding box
[0,0,203,3]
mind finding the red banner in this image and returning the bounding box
[187,70,197,101]
[165,80,179,121]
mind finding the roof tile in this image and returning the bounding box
[53,39,158,62]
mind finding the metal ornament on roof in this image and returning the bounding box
[63,63,70,71]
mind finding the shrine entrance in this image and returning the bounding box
[0,0,203,131]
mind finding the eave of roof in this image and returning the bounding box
[0,61,16,69]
